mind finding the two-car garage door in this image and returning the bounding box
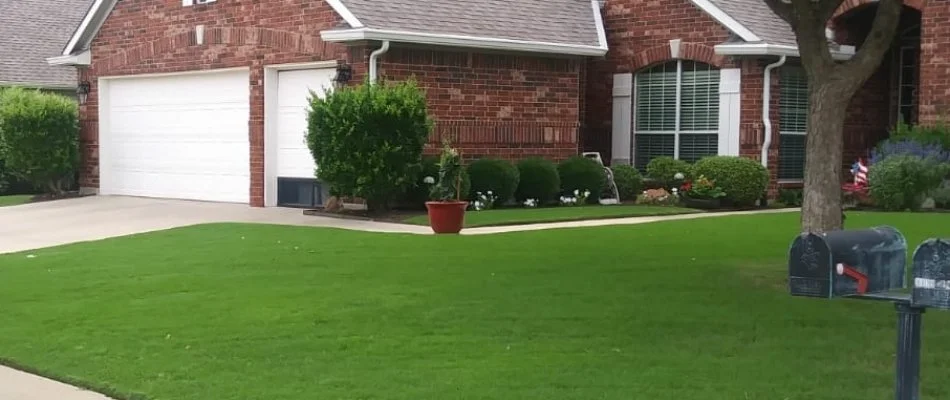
[99,67,335,205]
[101,69,251,203]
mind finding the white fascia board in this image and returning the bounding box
[63,0,113,56]
[689,0,761,43]
[320,28,608,57]
[591,0,609,51]
[324,0,364,28]
[714,43,856,61]
[47,50,91,66]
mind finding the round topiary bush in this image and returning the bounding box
[869,155,948,211]
[645,156,693,186]
[610,164,643,201]
[692,156,769,206]
[557,156,607,202]
[467,158,519,206]
[515,157,560,204]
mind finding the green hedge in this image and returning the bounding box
[646,157,692,186]
[306,80,431,212]
[610,165,643,201]
[515,157,560,204]
[467,158,519,206]
[0,88,79,195]
[557,156,607,202]
[692,156,769,206]
[868,156,948,211]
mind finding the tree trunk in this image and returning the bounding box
[801,80,849,233]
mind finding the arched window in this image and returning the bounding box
[634,60,720,170]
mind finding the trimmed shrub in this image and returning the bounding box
[467,158,519,206]
[0,88,79,195]
[515,157,560,204]
[692,156,769,206]
[610,164,643,201]
[307,80,431,212]
[868,156,949,211]
[645,156,692,186]
[557,156,607,202]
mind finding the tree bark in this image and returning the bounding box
[801,80,849,232]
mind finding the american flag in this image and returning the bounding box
[851,159,869,185]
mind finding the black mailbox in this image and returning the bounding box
[912,239,950,309]
[788,226,907,298]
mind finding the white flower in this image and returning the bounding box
[674,172,685,180]
[423,176,435,184]
[487,190,493,195]
[584,190,591,197]
[671,188,678,193]
[574,189,580,196]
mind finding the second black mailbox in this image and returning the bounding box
[788,226,907,298]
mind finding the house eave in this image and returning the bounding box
[47,50,91,66]
[320,28,609,57]
[714,43,856,61]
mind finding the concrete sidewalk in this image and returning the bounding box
[0,366,111,400]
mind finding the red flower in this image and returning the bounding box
[681,181,692,192]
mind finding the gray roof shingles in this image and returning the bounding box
[338,0,603,48]
[705,0,797,46]
[0,0,92,89]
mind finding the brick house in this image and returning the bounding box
[50,0,945,207]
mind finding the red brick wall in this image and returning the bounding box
[80,0,349,206]
[377,47,583,161]
[920,0,950,125]
[584,0,734,160]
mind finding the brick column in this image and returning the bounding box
[919,0,950,125]
[249,58,265,207]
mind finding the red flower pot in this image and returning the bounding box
[425,201,468,234]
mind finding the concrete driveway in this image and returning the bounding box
[0,195,429,255]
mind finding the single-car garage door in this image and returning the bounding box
[100,69,250,203]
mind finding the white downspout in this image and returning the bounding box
[761,55,787,169]
[368,40,391,85]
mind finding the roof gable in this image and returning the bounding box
[324,0,608,56]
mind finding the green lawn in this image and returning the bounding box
[403,204,699,227]
[1,213,949,400]
[0,194,31,207]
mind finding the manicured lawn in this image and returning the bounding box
[1,213,950,400]
[403,204,699,227]
[0,194,31,207]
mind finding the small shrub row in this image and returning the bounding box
[640,156,768,207]
[868,155,949,211]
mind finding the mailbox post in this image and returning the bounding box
[787,228,950,400]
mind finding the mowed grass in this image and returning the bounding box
[403,204,698,227]
[1,213,950,400]
[0,194,31,207]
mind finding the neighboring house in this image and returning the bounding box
[0,0,93,96]
[49,0,947,207]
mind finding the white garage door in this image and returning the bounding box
[276,68,335,178]
[101,69,250,203]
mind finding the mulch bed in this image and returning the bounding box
[28,192,87,203]
[303,208,425,224]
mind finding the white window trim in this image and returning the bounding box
[631,60,722,165]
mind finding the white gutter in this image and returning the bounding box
[761,55,787,169]
[46,50,91,66]
[715,43,856,61]
[321,28,609,57]
[369,40,391,85]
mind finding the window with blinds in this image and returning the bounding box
[634,60,719,170]
[779,67,808,180]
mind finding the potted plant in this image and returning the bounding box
[425,142,468,234]
[680,175,726,209]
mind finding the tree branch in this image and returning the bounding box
[790,0,835,72]
[834,0,902,92]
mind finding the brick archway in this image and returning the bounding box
[834,0,925,19]
[97,26,341,73]
[632,43,724,71]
